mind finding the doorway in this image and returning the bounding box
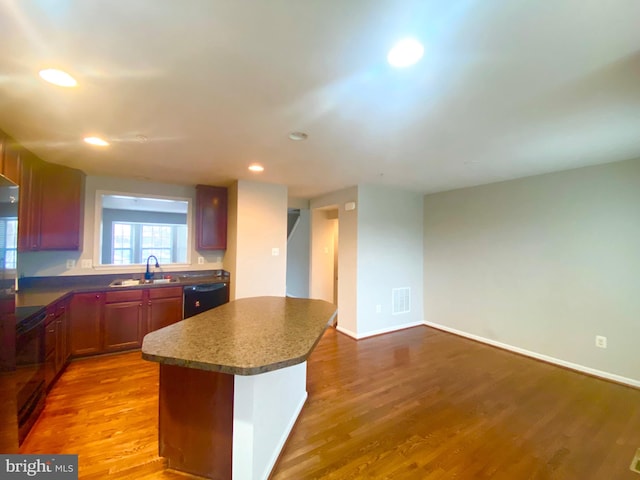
[310,207,339,323]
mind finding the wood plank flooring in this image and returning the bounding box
[20,326,640,479]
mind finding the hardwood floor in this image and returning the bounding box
[21,326,640,479]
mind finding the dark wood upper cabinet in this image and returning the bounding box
[0,133,20,184]
[38,162,85,250]
[17,150,44,252]
[18,153,85,252]
[195,185,227,250]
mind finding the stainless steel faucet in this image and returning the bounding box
[144,255,160,280]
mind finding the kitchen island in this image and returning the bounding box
[141,296,337,480]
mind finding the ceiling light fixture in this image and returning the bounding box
[38,68,77,87]
[84,136,109,147]
[248,164,264,173]
[387,38,424,68]
[288,131,308,141]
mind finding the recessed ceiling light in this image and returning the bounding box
[38,68,77,87]
[248,164,264,173]
[84,136,109,147]
[387,38,424,68]
[288,131,308,141]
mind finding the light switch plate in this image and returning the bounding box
[198,256,205,264]
[272,248,280,256]
[66,259,76,269]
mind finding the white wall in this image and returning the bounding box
[227,180,288,299]
[19,175,225,277]
[309,209,336,302]
[311,187,358,334]
[423,158,640,385]
[356,185,424,337]
[286,209,310,298]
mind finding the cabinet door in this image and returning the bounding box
[148,296,183,332]
[44,313,57,389]
[195,185,227,250]
[38,163,85,250]
[17,150,43,252]
[55,300,69,372]
[1,133,21,184]
[69,292,103,356]
[103,301,144,352]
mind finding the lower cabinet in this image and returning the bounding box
[69,292,103,356]
[148,287,183,332]
[44,298,70,390]
[103,290,145,352]
[69,286,183,358]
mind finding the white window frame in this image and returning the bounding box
[93,190,192,271]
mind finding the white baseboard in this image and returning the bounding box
[423,321,640,389]
[336,321,424,340]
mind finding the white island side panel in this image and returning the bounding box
[232,361,307,480]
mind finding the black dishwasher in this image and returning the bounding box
[183,283,229,319]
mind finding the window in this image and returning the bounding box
[0,218,17,269]
[98,193,190,266]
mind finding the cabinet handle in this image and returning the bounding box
[148,302,152,306]
[95,294,101,299]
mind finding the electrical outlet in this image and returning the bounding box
[595,335,607,349]
[66,259,76,269]
[375,304,381,314]
[81,259,92,269]
[272,248,280,256]
[198,256,205,265]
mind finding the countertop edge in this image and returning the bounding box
[141,309,336,376]
[142,351,309,376]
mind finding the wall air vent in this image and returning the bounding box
[392,287,411,315]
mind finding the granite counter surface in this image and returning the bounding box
[16,272,229,310]
[141,296,337,376]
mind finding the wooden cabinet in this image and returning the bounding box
[148,287,183,332]
[0,132,20,184]
[69,286,183,357]
[44,298,70,390]
[18,156,84,252]
[1,130,84,251]
[103,290,144,352]
[195,185,227,250]
[38,163,84,250]
[69,292,103,356]
[17,150,44,252]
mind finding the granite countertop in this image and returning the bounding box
[141,296,337,376]
[15,271,229,311]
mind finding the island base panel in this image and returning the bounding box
[233,362,308,480]
[159,364,233,480]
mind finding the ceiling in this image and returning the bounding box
[1,0,639,199]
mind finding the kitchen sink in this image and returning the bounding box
[109,278,179,287]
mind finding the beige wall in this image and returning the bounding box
[227,180,288,299]
[423,158,640,384]
[357,185,424,337]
